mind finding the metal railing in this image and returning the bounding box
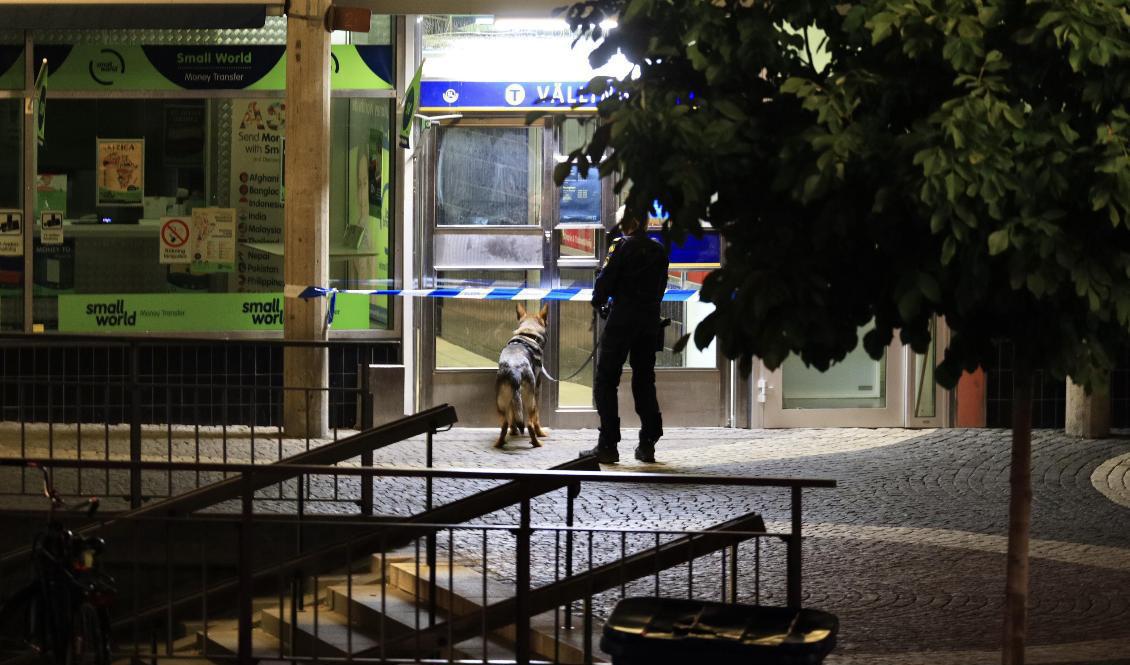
[0,334,399,508]
[0,458,835,665]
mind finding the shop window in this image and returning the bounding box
[327,97,395,330]
[781,321,888,409]
[435,126,543,227]
[28,94,394,333]
[435,270,541,369]
[657,271,716,370]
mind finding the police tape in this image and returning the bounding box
[285,285,701,302]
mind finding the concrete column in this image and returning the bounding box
[1066,373,1110,438]
[283,0,331,438]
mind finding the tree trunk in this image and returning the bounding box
[1002,364,1033,665]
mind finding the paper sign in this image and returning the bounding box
[96,138,144,206]
[189,207,235,264]
[0,210,22,257]
[161,208,235,265]
[40,211,63,245]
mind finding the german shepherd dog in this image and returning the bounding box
[495,303,549,448]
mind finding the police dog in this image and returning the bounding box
[495,303,549,448]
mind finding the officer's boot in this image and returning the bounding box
[580,419,620,464]
[635,416,662,463]
[634,438,657,463]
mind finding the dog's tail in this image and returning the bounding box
[496,367,525,429]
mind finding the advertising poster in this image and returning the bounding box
[230,100,285,292]
[58,292,369,332]
[96,139,144,206]
[160,208,235,267]
[0,210,22,257]
[35,174,67,220]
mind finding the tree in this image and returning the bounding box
[555,1,1130,662]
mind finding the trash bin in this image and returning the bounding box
[601,597,838,665]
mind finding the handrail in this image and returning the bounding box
[376,513,769,658]
[79,456,603,634]
[0,404,458,564]
[0,457,837,490]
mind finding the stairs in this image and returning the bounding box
[193,550,602,664]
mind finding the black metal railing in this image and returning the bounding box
[0,334,401,508]
[0,458,835,665]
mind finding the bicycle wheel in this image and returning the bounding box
[67,603,109,665]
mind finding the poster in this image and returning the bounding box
[160,208,235,266]
[0,210,21,257]
[96,139,144,206]
[230,100,285,292]
[35,174,67,220]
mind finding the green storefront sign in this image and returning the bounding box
[59,293,370,332]
[3,44,392,92]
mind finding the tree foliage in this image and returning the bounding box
[557,0,1130,388]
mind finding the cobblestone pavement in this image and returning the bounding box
[3,423,1130,663]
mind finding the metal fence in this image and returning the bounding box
[0,459,835,665]
[0,334,400,509]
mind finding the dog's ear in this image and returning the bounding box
[539,303,549,323]
[516,302,527,320]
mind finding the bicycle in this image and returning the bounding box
[0,463,115,665]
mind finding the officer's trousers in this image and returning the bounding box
[593,322,663,447]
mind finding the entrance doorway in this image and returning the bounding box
[418,117,729,428]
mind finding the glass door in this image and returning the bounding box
[420,119,552,425]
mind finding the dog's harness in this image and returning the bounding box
[506,331,544,362]
[505,327,598,384]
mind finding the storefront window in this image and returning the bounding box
[782,321,888,409]
[657,271,716,370]
[435,126,543,227]
[19,17,397,334]
[435,270,541,369]
[327,97,395,329]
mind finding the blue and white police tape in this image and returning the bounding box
[285,285,701,303]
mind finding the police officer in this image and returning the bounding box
[581,206,669,464]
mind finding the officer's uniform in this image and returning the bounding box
[591,228,669,460]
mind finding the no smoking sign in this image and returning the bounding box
[160,217,191,263]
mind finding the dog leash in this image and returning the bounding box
[540,344,600,384]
